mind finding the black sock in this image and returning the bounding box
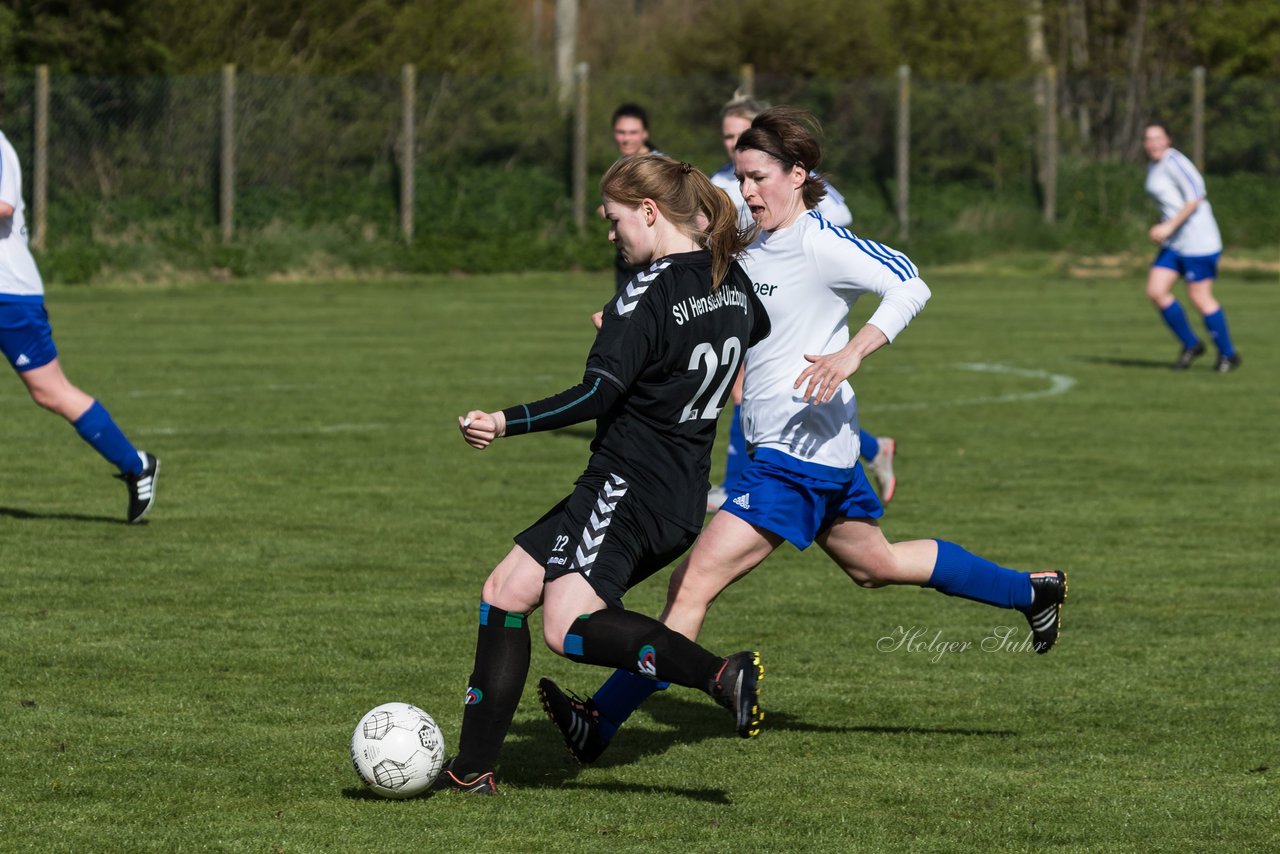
[451,601,530,777]
[563,608,723,693]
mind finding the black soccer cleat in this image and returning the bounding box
[709,650,764,738]
[116,451,159,524]
[1021,570,1067,654]
[431,763,497,796]
[1215,353,1242,373]
[1172,342,1206,370]
[537,678,608,764]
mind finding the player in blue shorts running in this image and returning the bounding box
[1142,122,1240,372]
[0,129,158,522]
[706,92,896,512]
[539,107,1067,764]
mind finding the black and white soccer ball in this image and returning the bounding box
[350,702,446,798]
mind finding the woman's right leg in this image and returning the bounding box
[1147,265,1203,366]
[660,509,784,640]
[448,546,546,782]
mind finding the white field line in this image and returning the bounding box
[871,363,1076,412]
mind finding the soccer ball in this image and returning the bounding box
[350,702,446,798]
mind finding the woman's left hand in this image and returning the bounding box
[1149,222,1174,244]
[794,350,862,404]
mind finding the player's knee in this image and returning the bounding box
[543,625,567,656]
[843,562,892,588]
[27,384,63,412]
[541,613,583,657]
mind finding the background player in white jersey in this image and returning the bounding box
[706,92,896,512]
[0,129,158,522]
[1142,122,1240,372]
[435,155,771,794]
[540,107,1067,764]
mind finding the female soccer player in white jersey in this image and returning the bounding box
[434,155,771,794]
[1141,122,1240,372]
[0,129,157,522]
[706,93,896,512]
[539,107,1067,764]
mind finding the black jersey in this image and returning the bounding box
[502,250,769,529]
[589,250,770,527]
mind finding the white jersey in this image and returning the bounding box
[1144,147,1221,256]
[740,210,931,471]
[0,131,44,300]
[710,162,853,231]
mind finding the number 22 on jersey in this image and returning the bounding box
[679,336,742,423]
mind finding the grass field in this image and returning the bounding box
[2,263,1277,852]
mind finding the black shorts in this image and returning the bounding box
[514,472,698,609]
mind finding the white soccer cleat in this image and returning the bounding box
[867,437,896,503]
[706,484,729,513]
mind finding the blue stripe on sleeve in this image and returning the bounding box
[1168,151,1205,199]
[811,210,919,281]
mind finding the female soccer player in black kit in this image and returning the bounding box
[437,155,772,794]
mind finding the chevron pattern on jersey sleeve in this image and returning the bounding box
[572,474,629,576]
[614,259,672,317]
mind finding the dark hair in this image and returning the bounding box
[601,154,750,292]
[1145,121,1173,141]
[735,105,827,210]
[611,102,650,129]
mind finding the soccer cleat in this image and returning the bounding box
[709,650,764,738]
[1021,570,1067,654]
[1172,342,1206,370]
[867,436,897,503]
[537,678,608,764]
[116,451,159,524]
[431,763,498,795]
[1215,353,1242,373]
[706,484,728,513]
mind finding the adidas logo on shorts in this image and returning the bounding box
[733,493,751,510]
[15,354,30,367]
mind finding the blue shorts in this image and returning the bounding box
[0,300,58,372]
[1153,248,1220,283]
[720,448,884,550]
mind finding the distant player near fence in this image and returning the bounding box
[1142,122,1240,373]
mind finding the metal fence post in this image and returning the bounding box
[401,63,416,243]
[573,62,589,232]
[220,64,236,243]
[32,65,49,251]
[896,65,910,241]
[1192,66,1205,172]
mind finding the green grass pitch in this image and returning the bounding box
[2,266,1276,851]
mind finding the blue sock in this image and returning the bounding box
[1159,301,1201,349]
[592,669,668,742]
[1202,309,1237,358]
[859,429,879,462]
[926,540,1033,609]
[722,403,748,489]
[73,401,142,475]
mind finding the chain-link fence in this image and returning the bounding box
[0,67,1275,281]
